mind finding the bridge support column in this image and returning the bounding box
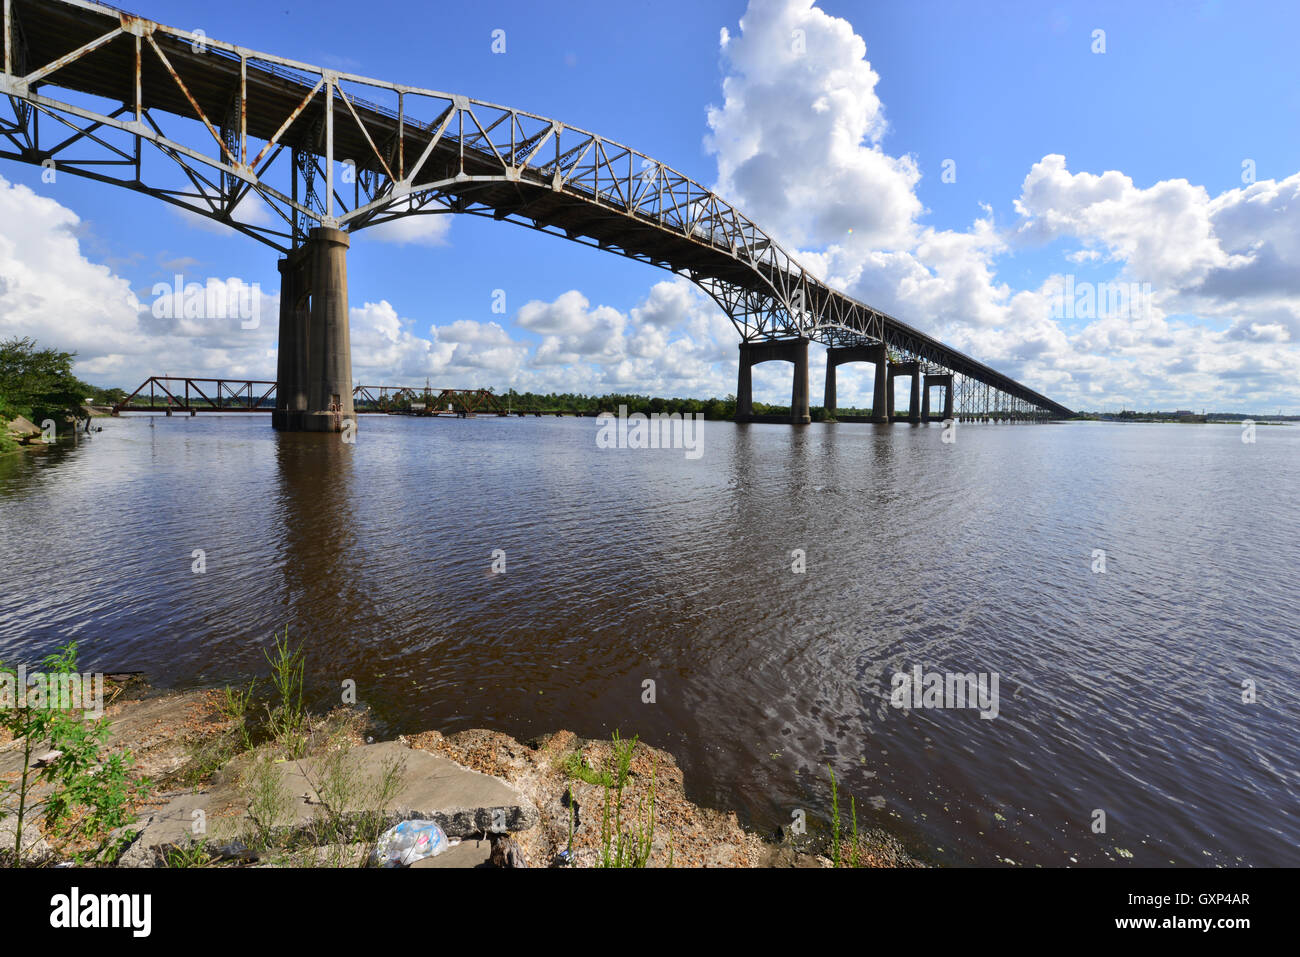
[274,255,309,429]
[273,227,356,433]
[822,357,836,418]
[790,338,810,424]
[872,347,889,423]
[824,343,888,422]
[736,338,811,424]
[888,360,921,424]
[736,349,753,421]
[923,373,954,422]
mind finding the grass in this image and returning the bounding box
[178,731,241,788]
[562,750,619,787]
[826,765,918,867]
[592,731,657,868]
[829,764,866,867]
[163,837,215,868]
[242,752,293,849]
[553,730,663,867]
[829,764,869,867]
[167,628,416,867]
[830,764,841,867]
[221,679,257,753]
[234,693,402,861]
[305,746,406,845]
[247,745,406,868]
[263,628,306,757]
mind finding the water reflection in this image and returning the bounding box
[0,414,1295,866]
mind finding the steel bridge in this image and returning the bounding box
[111,376,566,416]
[0,0,1072,429]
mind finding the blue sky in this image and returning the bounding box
[3,0,1299,411]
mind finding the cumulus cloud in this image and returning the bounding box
[338,278,748,398]
[5,0,1300,414]
[513,281,741,395]
[1012,154,1241,291]
[693,0,1300,412]
[0,174,287,385]
[706,0,921,253]
[0,174,140,357]
[1009,157,1300,395]
[364,202,453,247]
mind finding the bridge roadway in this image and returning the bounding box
[1,0,1073,429]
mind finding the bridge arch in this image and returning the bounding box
[0,0,1072,427]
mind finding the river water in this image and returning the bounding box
[1,413,1296,866]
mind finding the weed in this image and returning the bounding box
[164,837,214,868]
[242,751,292,849]
[596,731,655,868]
[297,748,406,865]
[561,751,613,787]
[221,679,257,752]
[0,643,147,864]
[829,763,841,867]
[263,627,306,757]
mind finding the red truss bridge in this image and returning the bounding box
[111,377,569,417]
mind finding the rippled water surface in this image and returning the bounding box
[1,414,1296,866]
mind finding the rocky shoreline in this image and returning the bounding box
[2,682,920,868]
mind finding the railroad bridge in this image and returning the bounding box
[0,0,1072,430]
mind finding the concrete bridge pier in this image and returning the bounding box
[922,372,954,422]
[888,360,922,423]
[736,338,811,424]
[824,343,889,423]
[273,227,356,433]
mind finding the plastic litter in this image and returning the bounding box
[372,820,450,867]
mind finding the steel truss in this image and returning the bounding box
[113,377,521,416]
[3,0,1071,418]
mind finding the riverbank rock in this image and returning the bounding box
[405,727,774,868]
[4,415,39,437]
[19,688,914,868]
[0,815,53,865]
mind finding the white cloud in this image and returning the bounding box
[364,204,452,247]
[1012,154,1240,290]
[0,174,287,386]
[5,0,1300,414]
[693,0,1300,412]
[706,0,921,253]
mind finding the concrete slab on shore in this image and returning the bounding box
[120,740,538,866]
[411,836,494,869]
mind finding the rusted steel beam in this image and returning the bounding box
[7,0,1073,417]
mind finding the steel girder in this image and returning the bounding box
[1,0,1072,417]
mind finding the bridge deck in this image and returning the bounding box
[6,0,1072,417]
